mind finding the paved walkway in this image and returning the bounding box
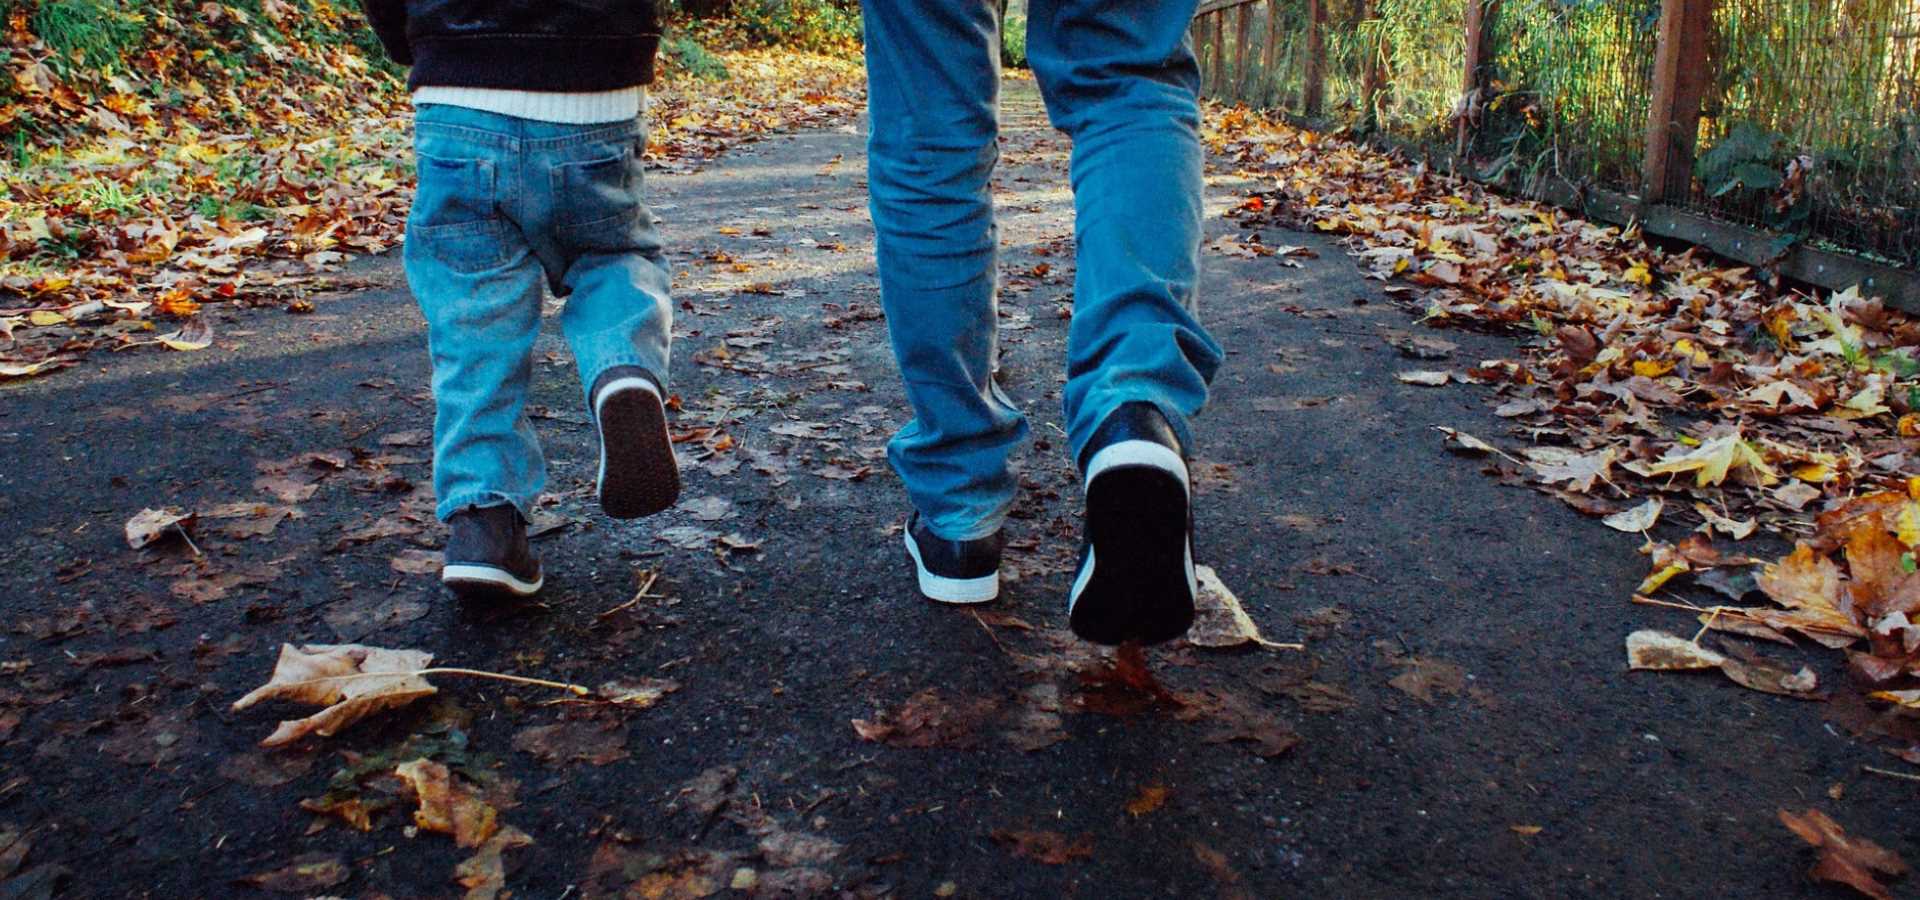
[0,82,1902,897]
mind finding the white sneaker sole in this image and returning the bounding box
[903,529,1000,605]
[442,563,545,597]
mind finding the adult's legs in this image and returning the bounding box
[1025,0,1224,464]
[860,0,1029,541]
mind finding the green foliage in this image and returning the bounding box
[1697,123,1784,198]
[727,0,861,54]
[1001,13,1027,69]
[663,34,730,81]
[31,0,144,75]
[1695,122,1810,234]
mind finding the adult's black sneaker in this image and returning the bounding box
[1068,401,1196,645]
[903,513,1003,604]
[591,365,680,519]
[442,503,544,601]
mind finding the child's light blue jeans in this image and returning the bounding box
[860,0,1225,542]
[404,104,672,522]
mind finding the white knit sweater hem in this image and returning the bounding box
[411,87,644,125]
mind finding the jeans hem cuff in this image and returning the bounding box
[437,491,531,523]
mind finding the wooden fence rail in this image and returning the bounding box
[1188,0,1919,309]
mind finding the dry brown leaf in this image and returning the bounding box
[1603,498,1663,533]
[242,853,350,893]
[125,508,194,549]
[231,643,437,746]
[757,830,844,868]
[396,758,499,849]
[990,829,1093,865]
[1625,630,1725,670]
[1396,370,1451,386]
[1387,657,1466,703]
[1187,565,1290,649]
[1524,446,1616,493]
[1780,808,1908,900]
[512,721,629,767]
[453,825,534,900]
[1626,630,1818,697]
[1757,544,1865,644]
[1125,785,1169,817]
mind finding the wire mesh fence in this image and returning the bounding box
[1193,0,1920,271]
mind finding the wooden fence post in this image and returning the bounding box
[1262,0,1280,106]
[1643,0,1716,204]
[1212,12,1227,91]
[1303,0,1325,116]
[1358,0,1387,130]
[1455,0,1499,160]
[1234,4,1254,101]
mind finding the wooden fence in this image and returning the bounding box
[1190,0,1920,310]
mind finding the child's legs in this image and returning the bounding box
[1026,0,1224,462]
[526,123,673,407]
[860,0,1029,541]
[407,108,548,521]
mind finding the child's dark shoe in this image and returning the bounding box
[442,504,544,601]
[903,513,1002,604]
[1068,402,1196,645]
[591,365,680,519]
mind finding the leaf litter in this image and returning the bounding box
[1207,83,1920,737]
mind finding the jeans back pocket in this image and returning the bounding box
[410,152,510,274]
[551,145,642,245]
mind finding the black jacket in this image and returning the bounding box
[361,1,660,91]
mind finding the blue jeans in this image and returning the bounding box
[404,105,672,522]
[861,0,1225,541]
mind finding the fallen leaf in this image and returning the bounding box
[1780,808,1907,900]
[757,830,844,867]
[597,677,680,708]
[395,757,499,848]
[512,721,629,766]
[1524,446,1616,493]
[1125,785,1169,817]
[240,854,350,893]
[390,548,442,575]
[454,825,533,900]
[1396,370,1451,386]
[156,318,214,351]
[1386,655,1466,703]
[1625,630,1725,670]
[231,643,437,746]
[1603,498,1663,533]
[990,829,1093,865]
[125,508,194,549]
[1187,565,1288,649]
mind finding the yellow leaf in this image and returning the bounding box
[1794,463,1834,483]
[1897,503,1920,548]
[26,310,66,326]
[1632,358,1674,378]
[1638,563,1689,595]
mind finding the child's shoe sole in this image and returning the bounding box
[442,563,545,602]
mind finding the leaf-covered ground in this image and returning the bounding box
[0,3,863,379]
[3,78,1917,896]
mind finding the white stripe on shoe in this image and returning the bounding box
[594,375,661,498]
[1084,439,1191,493]
[442,563,545,597]
[903,529,1000,604]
